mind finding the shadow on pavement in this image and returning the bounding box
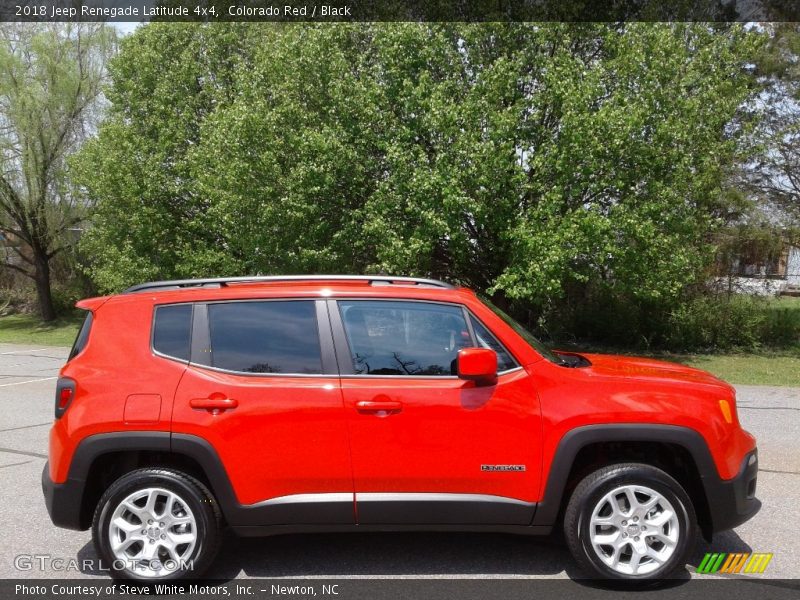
[213,531,572,579]
[78,531,571,579]
[75,528,751,584]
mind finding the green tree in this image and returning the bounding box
[77,23,759,340]
[743,23,800,222]
[0,23,115,320]
[73,23,253,292]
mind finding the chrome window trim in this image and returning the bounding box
[186,362,336,379]
[338,366,523,380]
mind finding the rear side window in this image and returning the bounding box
[207,301,322,374]
[469,315,518,372]
[68,311,93,361]
[153,304,193,362]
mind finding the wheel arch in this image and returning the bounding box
[533,424,715,540]
[68,432,239,530]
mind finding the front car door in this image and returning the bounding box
[171,299,353,525]
[330,298,542,525]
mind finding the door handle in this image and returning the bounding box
[355,400,402,415]
[190,397,238,414]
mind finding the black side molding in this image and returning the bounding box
[356,493,536,525]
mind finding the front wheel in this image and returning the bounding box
[564,463,697,580]
[92,468,222,580]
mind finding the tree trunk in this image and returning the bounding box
[33,252,56,322]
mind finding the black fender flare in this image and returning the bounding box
[532,424,759,537]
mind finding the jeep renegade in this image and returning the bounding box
[42,275,760,581]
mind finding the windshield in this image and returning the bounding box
[479,297,565,365]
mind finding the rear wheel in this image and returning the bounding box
[564,463,697,580]
[92,468,222,580]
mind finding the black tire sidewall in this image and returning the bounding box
[573,465,695,580]
[93,469,220,581]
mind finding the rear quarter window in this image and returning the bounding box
[68,311,93,361]
[152,304,193,362]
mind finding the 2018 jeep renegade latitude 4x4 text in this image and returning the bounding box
[42,275,760,581]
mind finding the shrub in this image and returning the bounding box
[666,295,769,350]
[0,283,38,315]
[762,298,800,347]
[531,289,800,353]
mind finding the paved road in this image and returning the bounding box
[0,343,797,581]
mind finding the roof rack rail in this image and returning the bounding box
[123,275,454,294]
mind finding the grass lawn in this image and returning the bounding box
[772,295,800,307]
[666,296,800,386]
[554,349,800,387]
[558,295,800,386]
[675,353,800,386]
[0,313,83,347]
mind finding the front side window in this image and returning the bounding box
[153,304,192,362]
[339,301,472,376]
[469,315,518,372]
[479,296,566,365]
[207,301,322,374]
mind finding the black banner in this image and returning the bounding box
[2,0,800,23]
[4,578,800,600]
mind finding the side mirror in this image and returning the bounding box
[457,348,498,387]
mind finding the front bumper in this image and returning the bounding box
[42,462,88,531]
[704,449,760,534]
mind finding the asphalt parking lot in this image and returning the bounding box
[0,342,798,582]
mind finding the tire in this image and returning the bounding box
[564,463,697,581]
[92,468,222,580]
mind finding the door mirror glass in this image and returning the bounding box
[457,348,497,386]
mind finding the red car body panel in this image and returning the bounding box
[172,366,351,506]
[50,296,179,482]
[342,367,542,502]
[50,279,756,511]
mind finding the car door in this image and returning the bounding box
[171,299,353,525]
[330,298,542,525]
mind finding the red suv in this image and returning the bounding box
[42,275,759,581]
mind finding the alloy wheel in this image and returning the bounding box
[588,484,680,576]
[107,487,197,577]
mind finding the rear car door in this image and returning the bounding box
[330,299,542,525]
[171,299,353,524]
